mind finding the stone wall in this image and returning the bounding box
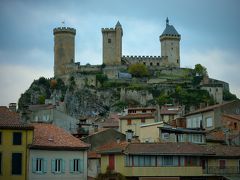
[120,88,153,106]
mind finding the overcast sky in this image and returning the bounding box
[0,0,239,106]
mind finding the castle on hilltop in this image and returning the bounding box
[53,18,181,79]
[52,18,228,104]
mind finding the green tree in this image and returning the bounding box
[96,73,108,85]
[223,90,237,101]
[38,95,45,104]
[128,63,149,77]
[194,64,207,76]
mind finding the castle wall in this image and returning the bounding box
[201,85,223,104]
[120,88,153,106]
[121,55,169,67]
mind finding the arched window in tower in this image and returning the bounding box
[150,62,153,66]
[177,59,179,64]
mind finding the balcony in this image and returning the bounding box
[203,166,240,175]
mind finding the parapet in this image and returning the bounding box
[101,28,116,33]
[122,55,162,60]
[53,27,76,35]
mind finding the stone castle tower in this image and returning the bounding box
[53,27,76,77]
[160,18,181,67]
[102,21,123,66]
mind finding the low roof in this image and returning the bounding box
[30,123,90,150]
[0,106,33,130]
[159,127,205,134]
[185,101,235,116]
[223,114,240,121]
[119,113,154,120]
[96,141,129,154]
[207,145,240,157]
[125,142,214,156]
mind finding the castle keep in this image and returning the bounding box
[53,18,181,78]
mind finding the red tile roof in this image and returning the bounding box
[0,106,33,129]
[96,141,129,154]
[125,142,214,156]
[30,123,90,150]
[207,145,240,157]
[206,129,225,142]
[88,151,101,159]
[0,106,19,121]
[119,113,154,120]
[185,101,235,116]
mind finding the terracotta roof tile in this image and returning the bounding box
[96,141,129,154]
[88,151,101,158]
[0,106,20,121]
[125,142,214,156]
[0,106,33,129]
[207,145,240,157]
[206,129,225,142]
[31,123,90,150]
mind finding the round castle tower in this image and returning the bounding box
[53,27,76,77]
[160,18,181,67]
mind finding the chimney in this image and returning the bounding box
[9,103,17,112]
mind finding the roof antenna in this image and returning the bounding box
[166,17,169,26]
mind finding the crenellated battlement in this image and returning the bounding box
[101,28,116,32]
[53,27,76,35]
[122,55,162,60]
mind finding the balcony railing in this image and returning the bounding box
[203,166,240,175]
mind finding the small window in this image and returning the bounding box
[216,88,218,92]
[108,39,111,43]
[141,119,145,123]
[171,48,173,50]
[12,153,22,175]
[70,159,83,173]
[142,110,146,113]
[0,132,2,144]
[206,117,213,128]
[157,63,160,66]
[143,62,146,65]
[127,119,132,125]
[177,59,179,63]
[13,132,22,145]
[150,62,153,66]
[51,159,64,173]
[32,158,47,173]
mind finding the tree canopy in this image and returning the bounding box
[128,63,149,77]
